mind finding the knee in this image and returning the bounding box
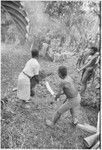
[56,111,61,117]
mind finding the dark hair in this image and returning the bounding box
[90,47,98,55]
[58,66,67,78]
[31,50,39,58]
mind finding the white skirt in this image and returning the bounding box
[17,72,30,101]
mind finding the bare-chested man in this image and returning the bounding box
[46,66,81,127]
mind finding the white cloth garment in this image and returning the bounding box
[17,58,40,101]
[22,58,40,77]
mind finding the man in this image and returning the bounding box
[46,66,81,127]
[17,50,40,105]
[77,47,99,95]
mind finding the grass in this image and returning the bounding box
[1,43,98,149]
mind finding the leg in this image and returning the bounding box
[71,106,80,125]
[70,108,77,125]
[71,94,81,125]
[80,82,87,96]
[52,111,61,125]
[30,90,35,97]
[53,100,71,124]
[30,77,37,96]
[81,68,93,95]
[46,100,70,127]
[81,69,88,96]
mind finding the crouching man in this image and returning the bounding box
[46,66,81,127]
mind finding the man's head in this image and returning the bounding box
[90,47,98,55]
[31,49,39,58]
[58,66,67,79]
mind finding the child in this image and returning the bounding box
[46,66,81,127]
[17,50,40,105]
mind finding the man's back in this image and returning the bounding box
[60,76,78,98]
[23,58,40,77]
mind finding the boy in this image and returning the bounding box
[46,66,81,126]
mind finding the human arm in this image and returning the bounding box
[38,70,54,82]
[78,55,97,72]
[55,83,64,101]
[95,56,100,65]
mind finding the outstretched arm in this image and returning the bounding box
[79,55,97,72]
[95,56,100,64]
[39,70,54,81]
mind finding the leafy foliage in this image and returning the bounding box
[44,1,83,18]
[1,2,101,149]
[1,0,29,39]
[43,1,100,61]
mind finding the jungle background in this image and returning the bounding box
[1,1,101,149]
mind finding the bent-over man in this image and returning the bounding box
[46,66,81,127]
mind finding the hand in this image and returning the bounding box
[55,95,59,101]
[77,68,80,73]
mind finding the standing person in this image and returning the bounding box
[45,66,81,127]
[17,49,40,106]
[40,42,49,57]
[77,47,99,96]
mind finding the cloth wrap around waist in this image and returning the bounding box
[22,71,39,85]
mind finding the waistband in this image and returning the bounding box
[22,71,32,79]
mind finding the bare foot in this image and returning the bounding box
[45,119,54,128]
[22,100,31,108]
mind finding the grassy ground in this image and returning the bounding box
[1,43,98,149]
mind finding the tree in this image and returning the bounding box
[1,0,29,39]
[44,1,101,108]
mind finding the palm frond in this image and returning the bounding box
[1,0,29,38]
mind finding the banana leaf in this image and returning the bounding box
[1,0,29,38]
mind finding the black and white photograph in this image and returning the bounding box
[1,1,101,149]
